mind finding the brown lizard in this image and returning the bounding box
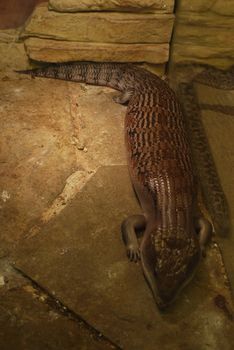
[16,62,211,309]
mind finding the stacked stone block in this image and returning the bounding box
[19,0,175,74]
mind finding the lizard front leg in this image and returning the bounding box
[121,214,146,262]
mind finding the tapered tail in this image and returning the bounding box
[15,61,131,91]
[14,69,32,75]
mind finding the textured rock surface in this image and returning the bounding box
[172,44,234,69]
[0,28,21,43]
[21,4,174,44]
[178,0,234,16]
[0,60,127,251]
[0,28,30,76]
[176,13,234,48]
[24,37,169,64]
[0,42,30,75]
[0,262,113,350]
[48,0,174,13]
[171,1,234,68]
[0,78,77,248]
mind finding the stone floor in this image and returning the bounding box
[1,32,234,350]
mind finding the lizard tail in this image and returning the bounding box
[15,61,131,91]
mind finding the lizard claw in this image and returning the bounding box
[127,245,141,263]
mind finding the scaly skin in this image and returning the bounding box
[16,62,211,309]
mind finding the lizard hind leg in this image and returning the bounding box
[121,214,146,262]
[113,90,133,105]
[195,216,212,256]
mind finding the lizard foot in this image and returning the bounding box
[121,214,145,263]
[195,216,212,257]
[127,245,141,262]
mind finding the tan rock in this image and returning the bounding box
[173,43,234,59]
[21,4,174,44]
[177,12,234,28]
[212,0,234,16]
[0,78,78,246]
[171,11,234,68]
[24,38,169,65]
[0,28,21,43]
[172,43,234,69]
[177,0,214,12]
[48,0,174,13]
[0,43,30,77]
[175,24,234,49]
[178,0,234,16]
[0,30,31,79]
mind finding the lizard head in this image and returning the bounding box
[141,227,201,310]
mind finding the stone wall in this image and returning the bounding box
[3,1,233,73]
[18,1,175,75]
[171,0,234,69]
[0,0,44,29]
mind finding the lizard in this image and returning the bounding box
[16,62,211,309]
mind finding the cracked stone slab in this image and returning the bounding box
[13,165,234,350]
[0,77,77,248]
[0,70,128,250]
[0,260,114,350]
